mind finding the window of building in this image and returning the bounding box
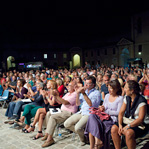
[63,53,67,58]
[54,54,56,59]
[137,17,142,33]
[105,49,107,55]
[44,54,47,59]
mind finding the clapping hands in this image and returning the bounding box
[40,90,47,98]
[75,86,86,94]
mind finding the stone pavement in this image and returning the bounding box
[0,107,149,149]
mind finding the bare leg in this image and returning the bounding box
[24,124,30,130]
[34,113,45,138]
[18,116,25,123]
[111,125,121,149]
[32,108,46,126]
[124,129,136,149]
[27,108,46,132]
[38,113,46,131]
[46,134,53,142]
[89,133,95,149]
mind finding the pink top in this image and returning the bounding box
[61,91,78,113]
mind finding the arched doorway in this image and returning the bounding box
[7,56,15,70]
[73,54,80,68]
[120,48,129,68]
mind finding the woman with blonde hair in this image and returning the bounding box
[56,78,65,98]
[25,80,61,140]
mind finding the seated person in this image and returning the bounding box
[8,75,17,97]
[0,74,3,96]
[101,75,110,100]
[85,79,123,149]
[5,79,28,120]
[2,76,11,91]
[4,80,40,124]
[41,81,78,148]
[15,82,45,131]
[25,80,61,139]
[56,78,65,98]
[111,80,147,149]
[64,76,101,146]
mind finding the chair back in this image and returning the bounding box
[1,90,9,100]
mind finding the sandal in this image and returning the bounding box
[26,125,35,133]
[33,131,43,140]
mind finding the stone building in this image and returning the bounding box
[0,11,149,71]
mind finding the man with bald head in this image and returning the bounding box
[41,81,78,147]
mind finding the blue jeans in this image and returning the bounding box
[5,102,16,118]
[5,101,25,119]
[13,101,25,118]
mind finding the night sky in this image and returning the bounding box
[1,1,149,48]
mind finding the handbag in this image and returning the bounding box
[123,117,145,130]
[89,107,110,121]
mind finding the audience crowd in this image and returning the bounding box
[0,63,149,149]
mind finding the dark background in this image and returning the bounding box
[0,1,149,49]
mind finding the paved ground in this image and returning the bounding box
[0,107,149,149]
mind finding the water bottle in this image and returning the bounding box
[58,127,62,138]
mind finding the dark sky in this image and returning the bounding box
[1,1,149,47]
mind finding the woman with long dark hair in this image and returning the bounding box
[111,80,147,149]
[5,79,28,120]
[85,79,123,149]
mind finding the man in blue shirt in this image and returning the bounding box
[64,76,101,146]
[101,75,110,100]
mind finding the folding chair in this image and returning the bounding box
[0,90,9,108]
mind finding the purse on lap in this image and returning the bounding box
[123,117,145,130]
[89,107,110,121]
[123,95,146,130]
